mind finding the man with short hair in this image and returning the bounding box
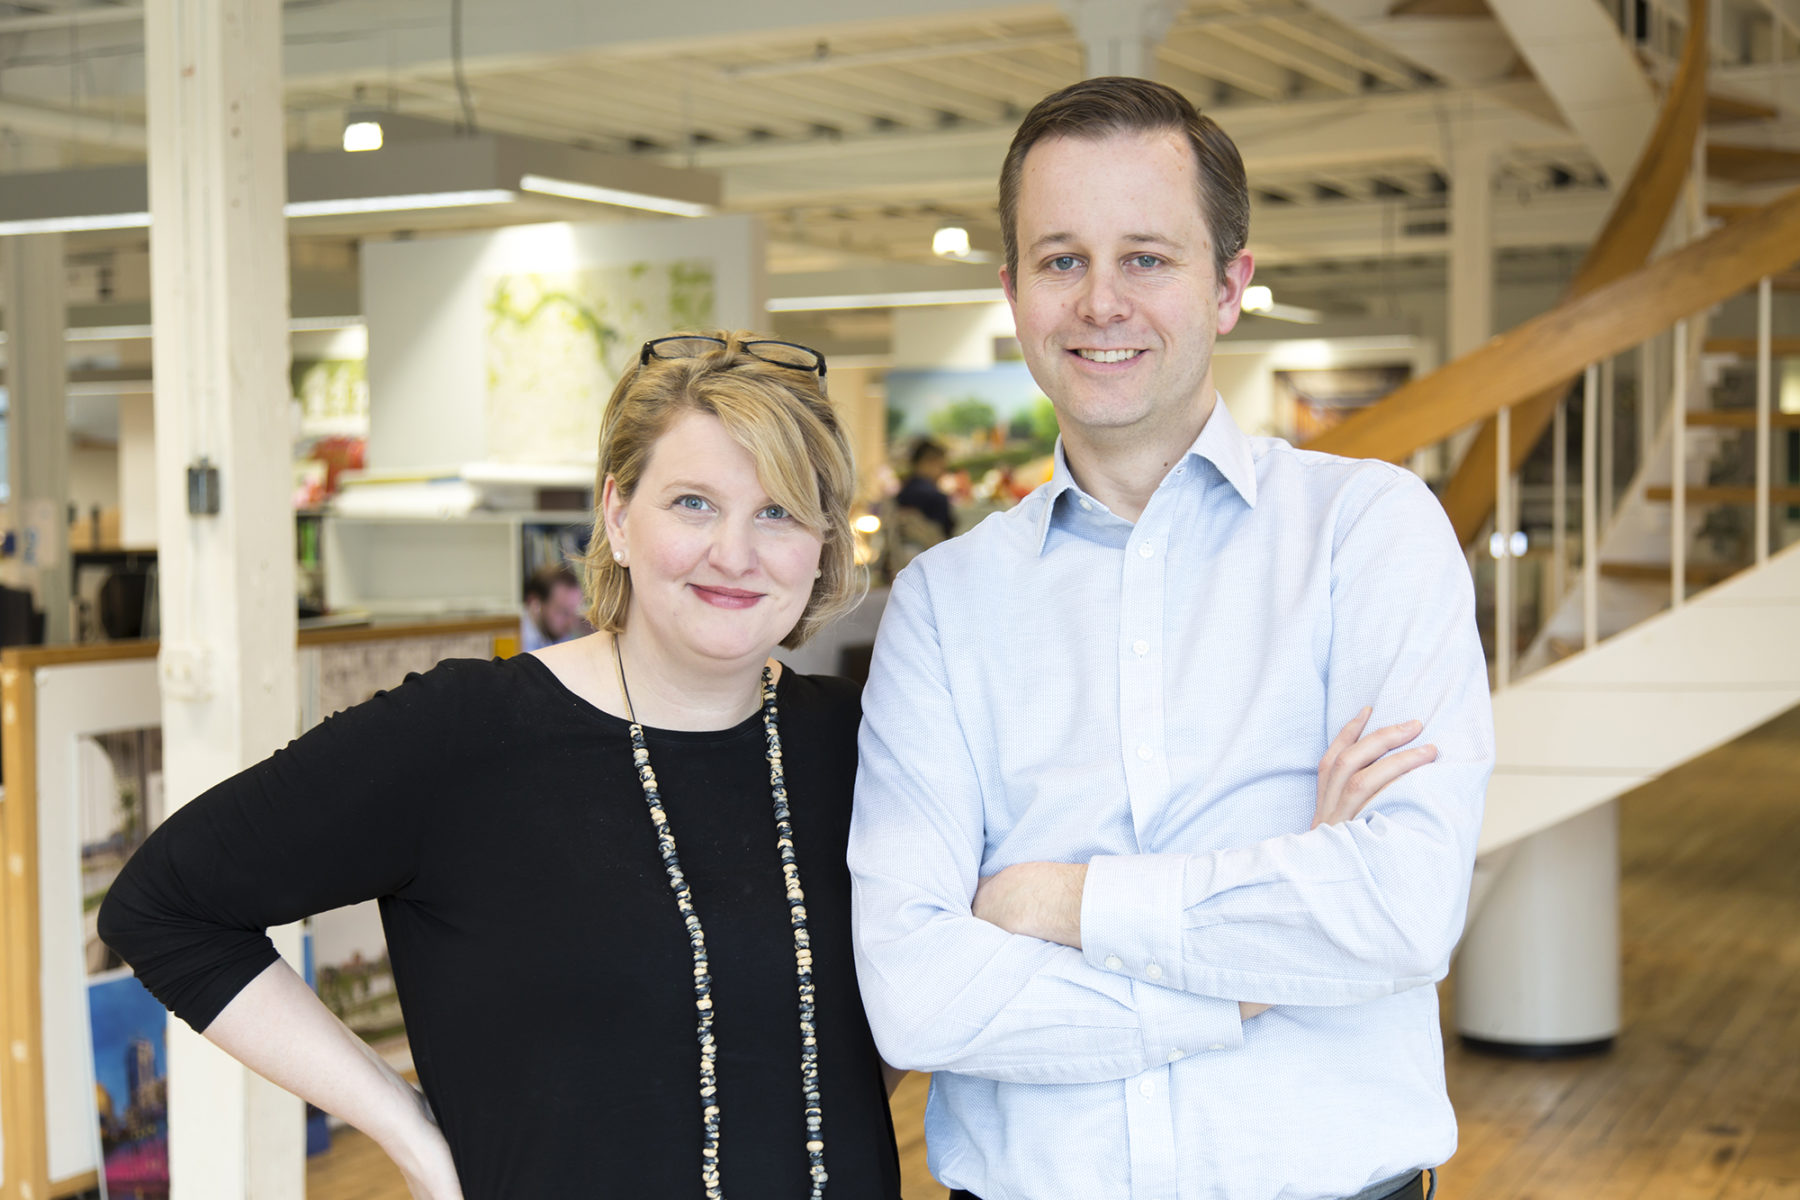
[849,77,1493,1200]
[896,437,956,540]
[520,563,584,652]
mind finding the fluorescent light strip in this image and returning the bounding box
[64,324,152,341]
[288,315,366,332]
[519,174,713,218]
[0,317,370,345]
[0,211,151,235]
[766,288,1006,313]
[0,191,514,235]
[283,189,515,218]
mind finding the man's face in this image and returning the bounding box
[537,582,584,640]
[1000,130,1253,449]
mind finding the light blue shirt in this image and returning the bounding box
[848,399,1494,1200]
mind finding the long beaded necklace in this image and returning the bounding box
[611,636,828,1199]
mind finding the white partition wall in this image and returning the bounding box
[361,215,766,474]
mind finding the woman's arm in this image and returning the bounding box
[205,960,463,1200]
[97,664,490,1195]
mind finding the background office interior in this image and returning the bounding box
[1,1,1799,1199]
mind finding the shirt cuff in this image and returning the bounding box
[1135,978,1245,1063]
[1081,852,1190,992]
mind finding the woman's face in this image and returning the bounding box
[605,410,824,675]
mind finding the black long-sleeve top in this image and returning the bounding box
[98,655,902,1199]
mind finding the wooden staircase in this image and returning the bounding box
[1293,0,1800,859]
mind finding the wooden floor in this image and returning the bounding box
[308,705,1800,1199]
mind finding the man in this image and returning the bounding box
[883,437,957,580]
[848,77,1493,1200]
[896,437,956,540]
[519,563,585,652]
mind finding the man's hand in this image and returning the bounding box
[972,861,1087,947]
[974,863,1275,1023]
[1315,708,1437,829]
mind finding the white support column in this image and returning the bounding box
[1455,801,1621,1055]
[1060,0,1177,79]
[1448,132,1495,361]
[1,233,71,642]
[144,2,301,1198]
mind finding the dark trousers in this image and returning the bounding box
[948,1168,1434,1200]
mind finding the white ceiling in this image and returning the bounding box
[0,0,1794,320]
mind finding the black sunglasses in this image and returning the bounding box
[640,335,827,378]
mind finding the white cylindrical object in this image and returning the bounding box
[1456,801,1621,1053]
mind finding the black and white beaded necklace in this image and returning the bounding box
[611,635,828,1199]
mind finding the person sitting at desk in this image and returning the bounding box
[519,562,586,651]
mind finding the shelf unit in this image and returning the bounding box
[321,511,590,617]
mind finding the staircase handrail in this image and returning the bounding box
[1291,183,1800,465]
[1303,0,1710,540]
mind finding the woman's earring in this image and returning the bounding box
[613,550,626,564]
[815,568,823,579]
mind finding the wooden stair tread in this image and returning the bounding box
[1703,337,1800,356]
[1707,93,1780,125]
[1599,560,1748,585]
[1707,143,1800,185]
[1645,484,1800,503]
[1686,410,1800,429]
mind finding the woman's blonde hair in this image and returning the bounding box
[581,330,862,648]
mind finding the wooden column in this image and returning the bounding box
[143,2,302,1197]
[2,234,72,644]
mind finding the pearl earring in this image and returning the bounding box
[815,568,823,579]
[613,550,625,564]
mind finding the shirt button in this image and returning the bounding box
[1138,541,1154,558]
[1167,1049,1183,1063]
[1133,639,1149,657]
[1079,498,1093,512]
[1209,1043,1225,1051]
[1139,1078,1156,1098]
[1136,744,1153,762]
[1104,955,1123,971]
[1145,962,1163,980]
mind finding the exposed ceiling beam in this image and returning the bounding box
[0,4,142,36]
[1484,0,1656,188]
[0,94,146,150]
[1267,15,1418,89]
[1206,23,1364,95]
[1160,38,1292,101]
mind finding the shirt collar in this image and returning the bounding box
[1033,393,1259,555]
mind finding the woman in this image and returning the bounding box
[100,331,1431,1199]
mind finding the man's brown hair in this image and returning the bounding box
[999,76,1249,283]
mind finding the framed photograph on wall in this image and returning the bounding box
[1275,364,1412,442]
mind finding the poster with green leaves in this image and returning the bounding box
[484,261,716,463]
